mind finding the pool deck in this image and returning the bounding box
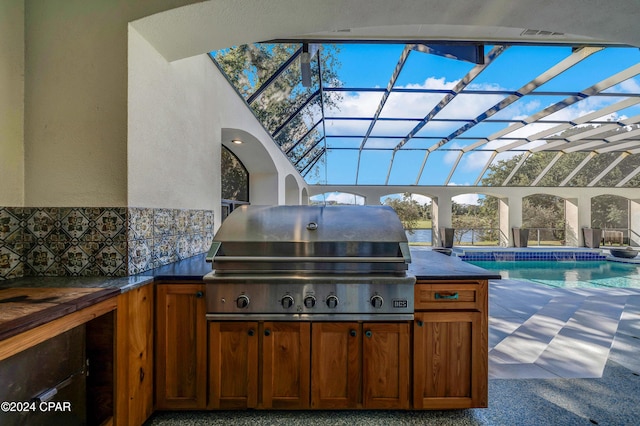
[145,276,640,426]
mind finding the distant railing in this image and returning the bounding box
[453,227,500,246]
[600,228,629,246]
[526,227,565,246]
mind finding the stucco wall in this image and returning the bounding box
[0,0,24,206]
[128,27,220,212]
[21,0,201,207]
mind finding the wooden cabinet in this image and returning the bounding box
[362,322,410,409]
[208,321,258,409]
[262,322,311,409]
[311,322,361,408]
[155,283,207,410]
[208,321,310,409]
[413,280,488,409]
[311,322,410,409]
[115,284,154,426]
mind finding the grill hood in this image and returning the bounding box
[206,205,411,275]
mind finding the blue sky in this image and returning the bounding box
[305,44,640,205]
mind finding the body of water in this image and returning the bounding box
[466,260,640,289]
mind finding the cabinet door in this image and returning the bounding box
[413,311,487,409]
[209,321,259,409]
[362,322,410,409]
[311,322,361,409]
[261,322,311,409]
[115,284,154,426]
[155,284,207,409]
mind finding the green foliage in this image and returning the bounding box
[214,43,342,178]
[476,124,639,236]
[221,146,249,201]
[452,201,498,243]
[384,193,426,234]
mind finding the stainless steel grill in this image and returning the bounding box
[204,205,415,321]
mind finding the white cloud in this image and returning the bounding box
[410,194,432,205]
[452,193,480,205]
[311,192,365,205]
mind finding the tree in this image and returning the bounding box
[221,146,249,201]
[384,193,422,233]
[213,43,342,178]
[477,124,640,241]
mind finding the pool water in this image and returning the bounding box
[466,260,640,289]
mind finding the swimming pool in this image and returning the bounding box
[465,260,640,289]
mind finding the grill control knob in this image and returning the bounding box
[370,295,384,309]
[236,295,250,309]
[304,295,316,308]
[281,295,294,309]
[326,295,339,309]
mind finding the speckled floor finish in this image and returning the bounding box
[145,279,640,426]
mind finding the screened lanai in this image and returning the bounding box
[211,41,640,247]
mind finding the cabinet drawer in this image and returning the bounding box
[414,281,485,311]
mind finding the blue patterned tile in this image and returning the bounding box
[176,210,189,235]
[128,207,154,240]
[153,209,175,238]
[128,239,152,275]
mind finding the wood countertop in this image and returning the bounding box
[0,286,120,341]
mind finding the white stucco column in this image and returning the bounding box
[565,198,579,246]
[365,195,380,205]
[630,199,640,246]
[432,195,452,246]
[498,197,522,247]
[577,196,592,246]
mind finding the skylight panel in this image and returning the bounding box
[323,119,371,136]
[395,48,475,88]
[533,47,640,93]
[325,149,359,184]
[378,92,443,118]
[324,43,406,88]
[417,151,454,185]
[325,136,363,149]
[357,150,394,185]
[414,120,469,137]
[434,93,510,120]
[323,91,384,117]
[386,149,428,185]
[487,95,569,121]
[462,121,513,139]
[470,45,573,91]
[449,151,495,185]
[478,152,522,186]
[370,120,421,137]
[539,96,635,122]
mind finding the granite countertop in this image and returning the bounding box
[409,248,502,280]
[0,249,499,342]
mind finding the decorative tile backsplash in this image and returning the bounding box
[0,207,214,280]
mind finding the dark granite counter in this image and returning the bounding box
[409,248,502,280]
[0,249,499,341]
[0,249,500,293]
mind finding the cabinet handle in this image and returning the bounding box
[248,329,255,336]
[365,330,372,338]
[195,291,204,298]
[139,367,145,382]
[264,329,271,336]
[349,329,357,337]
[416,320,424,327]
[435,292,458,300]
